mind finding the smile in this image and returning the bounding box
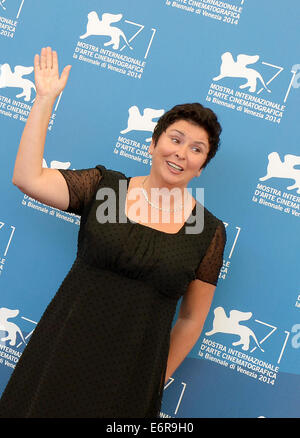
[166,161,184,172]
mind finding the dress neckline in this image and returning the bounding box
[124,177,197,236]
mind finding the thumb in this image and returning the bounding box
[59,65,72,89]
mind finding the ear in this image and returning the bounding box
[148,139,155,155]
[195,167,203,178]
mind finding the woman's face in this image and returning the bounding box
[148,119,210,187]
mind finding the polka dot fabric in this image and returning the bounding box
[0,165,226,418]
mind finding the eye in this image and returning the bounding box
[171,137,180,143]
[192,146,202,153]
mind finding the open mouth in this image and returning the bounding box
[166,161,184,172]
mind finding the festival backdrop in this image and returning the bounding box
[0,0,299,418]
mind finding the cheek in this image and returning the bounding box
[157,144,174,156]
[189,155,204,170]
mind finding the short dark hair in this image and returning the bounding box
[152,103,222,169]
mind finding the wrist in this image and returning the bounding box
[34,94,57,107]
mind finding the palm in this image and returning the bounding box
[34,47,71,99]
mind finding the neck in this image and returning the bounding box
[142,171,191,210]
[146,169,187,191]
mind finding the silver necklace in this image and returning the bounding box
[141,176,186,213]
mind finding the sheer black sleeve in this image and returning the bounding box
[196,221,226,286]
[57,165,105,215]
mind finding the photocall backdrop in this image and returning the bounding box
[0,0,299,418]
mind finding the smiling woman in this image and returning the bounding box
[151,103,221,168]
[138,103,222,224]
[0,48,226,418]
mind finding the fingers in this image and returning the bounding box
[40,47,47,69]
[37,47,54,69]
[34,54,40,71]
[46,46,53,69]
[52,50,59,75]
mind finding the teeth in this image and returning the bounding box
[167,161,183,171]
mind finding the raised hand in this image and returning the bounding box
[34,47,72,100]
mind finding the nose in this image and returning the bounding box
[175,143,188,160]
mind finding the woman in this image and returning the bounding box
[0,47,226,417]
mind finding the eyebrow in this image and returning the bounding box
[169,129,209,150]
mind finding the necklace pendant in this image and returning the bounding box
[141,176,185,213]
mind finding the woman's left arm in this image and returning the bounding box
[164,279,216,383]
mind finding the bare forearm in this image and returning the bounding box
[164,318,203,383]
[12,96,55,185]
[12,47,71,187]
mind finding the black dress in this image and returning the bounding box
[0,165,226,418]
